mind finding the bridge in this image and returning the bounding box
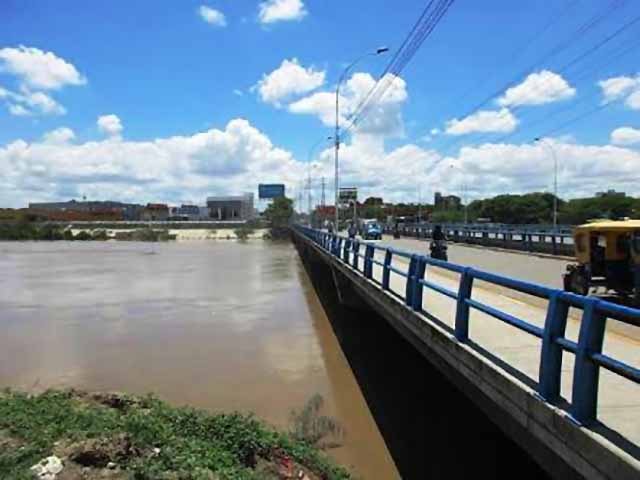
[292,225,640,480]
[386,222,575,256]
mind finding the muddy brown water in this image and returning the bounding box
[0,241,399,479]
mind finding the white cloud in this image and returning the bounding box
[611,126,640,146]
[0,45,86,90]
[1,118,639,208]
[498,70,576,107]
[445,108,517,135]
[1,86,65,116]
[289,72,408,137]
[233,89,244,96]
[198,6,227,27]
[288,91,338,125]
[0,118,308,208]
[258,0,307,24]
[8,104,30,116]
[43,127,75,144]
[22,90,65,115]
[627,90,640,110]
[97,114,123,138]
[599,74,640,110]
[254,58,324,106]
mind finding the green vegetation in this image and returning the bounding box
[0,390,351,480]
[234,226,255,241]
[289,394,343,450]
[115,228,175,242]
[0,222,68,241]
[264,197,294,239]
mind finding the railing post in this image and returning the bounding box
[571,298,606,424]
[538,292,569,400]
[364,244,374,279]
[552,235,558,255]
[412,256,427,311]
[405,255,418,306]
[455,267,474,341]
[352,241,360,270]
[342,238,350,262]
[382,250,392,290]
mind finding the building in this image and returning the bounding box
[434,192,461,210]
[596,189,626,198]
[141,203,169,221]
[168,205,210,221]
[27,200,143,220]
[206,193,254,221]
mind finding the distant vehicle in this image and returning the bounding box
[563,220,640,305]
[363,222,383,240]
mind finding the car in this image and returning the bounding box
[363,222,382,240]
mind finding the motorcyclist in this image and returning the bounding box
[430,225,448,261]
[348,222,357,239]
[432,225,446,242]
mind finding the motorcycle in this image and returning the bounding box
[429,240,448,261]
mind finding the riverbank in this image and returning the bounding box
[0,389,350,480]
[0,222,269,241]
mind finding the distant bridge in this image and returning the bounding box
[292,225,639,480]
[387,222,574,256]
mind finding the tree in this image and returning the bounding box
[264,196,294,239]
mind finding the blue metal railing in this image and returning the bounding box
[295,225,640,427]
[386,223,574,255]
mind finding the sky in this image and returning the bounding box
[0,0,639,209]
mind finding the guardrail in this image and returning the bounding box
[295,225,639,427]
[386,223,574,256]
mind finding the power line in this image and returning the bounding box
[343,0,456,135]
[435,4,638,156]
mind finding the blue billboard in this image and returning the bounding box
[258,183,285,199]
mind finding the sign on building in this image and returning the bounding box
[339,187,358,205]
[258,184,285,199]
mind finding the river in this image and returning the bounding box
[0,240,399,479]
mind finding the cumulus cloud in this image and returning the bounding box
[599,74,640,110]
[611,126,640,146]
[498,70,576,107]
[97,114,123,138]
[0,45,86,90]
[1,117,639,208]
[42,127,75,144]
[445,108,517,135]
[0,118,307,208]
[258,0,307,24]
[289,72,408,137]
[8,104,30,116]
[2,86,65,116]
[254,58,324,106]
[198,5,227,27]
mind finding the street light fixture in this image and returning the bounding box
[334,46,389,231]
[534,137,558,230]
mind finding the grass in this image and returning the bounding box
[0,390,351,480]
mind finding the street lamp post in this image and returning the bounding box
[334,47,389,232]
[534,137,558,230]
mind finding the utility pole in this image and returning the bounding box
[334,47,389,232]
